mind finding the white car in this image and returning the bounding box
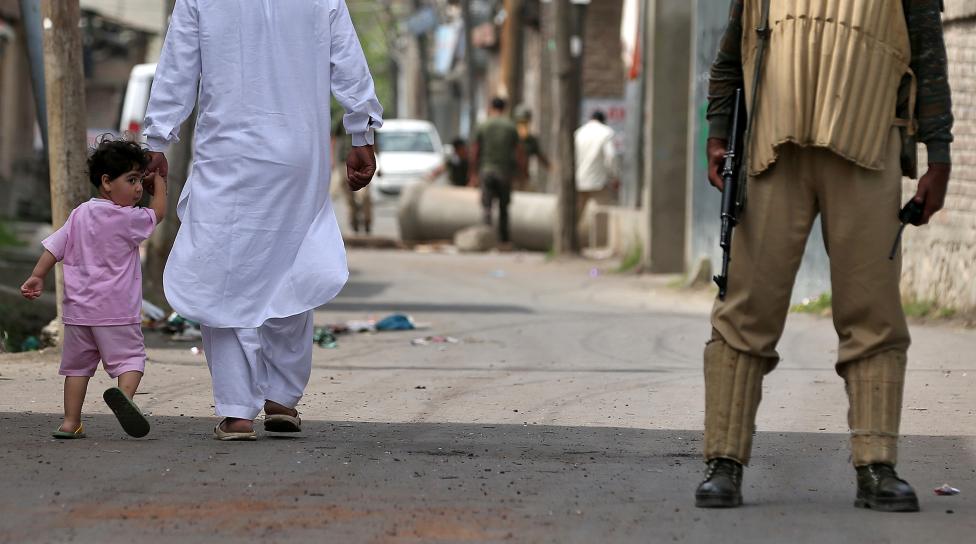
[372,119,445,198]
[119,63,157,140]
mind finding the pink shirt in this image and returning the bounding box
[42,198,157,326]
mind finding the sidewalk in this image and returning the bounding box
[1,249,974,543]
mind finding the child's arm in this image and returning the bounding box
[148,173,168,223]
[21,250,58,300]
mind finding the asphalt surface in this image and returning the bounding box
[2,249,974,543]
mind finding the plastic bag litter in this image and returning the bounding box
[313,327,338,348]
[411,336,459,346]
[142,299,166,322]
[934,484,961,496]
[375,314,416,331]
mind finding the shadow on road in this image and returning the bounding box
[2,413,973,543]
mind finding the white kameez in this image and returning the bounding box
[144,0,383,329]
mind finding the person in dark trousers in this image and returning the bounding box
[469,97,524,244]
[430,137,470,187]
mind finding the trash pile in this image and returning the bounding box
[141,299,202,341]
[311,313,459,349]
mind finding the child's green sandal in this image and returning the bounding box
[103,387,150,438]
[52,424,86,439]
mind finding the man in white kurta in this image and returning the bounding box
[142,0,382,439]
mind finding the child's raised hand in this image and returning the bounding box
[144,172,167,197]
[21,276,43,300]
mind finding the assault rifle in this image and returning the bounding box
[713,88,747,300]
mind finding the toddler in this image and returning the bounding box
[21,138,166,439]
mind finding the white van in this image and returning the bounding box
[118,63,157,141]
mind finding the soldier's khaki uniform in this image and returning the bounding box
[705,0,953,468]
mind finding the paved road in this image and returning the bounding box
[2,250,974,543]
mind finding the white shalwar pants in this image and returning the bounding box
[200,310,315,420]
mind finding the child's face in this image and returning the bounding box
[100,168,144,207]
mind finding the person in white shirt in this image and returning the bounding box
[141,0,383,441]
[574,111,619,212]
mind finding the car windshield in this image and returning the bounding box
[377,130,435,153]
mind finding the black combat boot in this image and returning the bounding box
[695,458,743,508]
[854,464,919,512]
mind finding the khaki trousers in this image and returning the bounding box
[704,127,910,466]
[712,127,910,364]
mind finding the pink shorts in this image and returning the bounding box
[60,324,146,378]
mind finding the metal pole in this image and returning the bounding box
[462,0,477,135]
[19,0,48,155]
[551,0,578,255]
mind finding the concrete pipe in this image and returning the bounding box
[398,184,557,251]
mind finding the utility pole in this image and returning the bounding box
[411,0,432,121]
[498,0,522,105]
[462,0,478,134]
[144,0,196,308]
[41,0,89,325]
[551,0,578,255]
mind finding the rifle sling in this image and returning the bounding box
[736,0,771,210]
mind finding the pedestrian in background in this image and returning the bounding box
[429,137,470,187]
[574,110,618,213]
[513,105,550,192]
[695,0,953,511]
[142,0,382,440]
[469,97,524,244]
[21,138,165,440]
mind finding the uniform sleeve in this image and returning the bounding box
[906,0,954,164]
[143,0,201,152]
[330,0,384,146]
[40,214,72,262]
[706,0,745,141]
[127,207,158,245]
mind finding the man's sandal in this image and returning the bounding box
[214,419,257,441]
[52,424,86,439]
[103,387,151,438]
[264,413,302,433]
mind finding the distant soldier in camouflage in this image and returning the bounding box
[696,0,953,511]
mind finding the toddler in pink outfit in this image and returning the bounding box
[21,138,167,439]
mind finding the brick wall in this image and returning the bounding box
[582,0,626,99]
[901,2,976,312]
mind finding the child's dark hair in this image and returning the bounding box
[88,136,150,188]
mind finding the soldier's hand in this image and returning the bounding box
[912,163,951,225]
[346,145,376,192]
[707,138,728,192]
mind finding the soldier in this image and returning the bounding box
[696,0,953,511]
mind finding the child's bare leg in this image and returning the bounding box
[61,376,90,432]
[116,371,143,399]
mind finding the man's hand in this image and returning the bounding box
[707,138,728,192]
[145,152,169,195]
[912,163,951,225]
[346,145,376,191]
[468,174,479,188]
[21,276,43,300]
